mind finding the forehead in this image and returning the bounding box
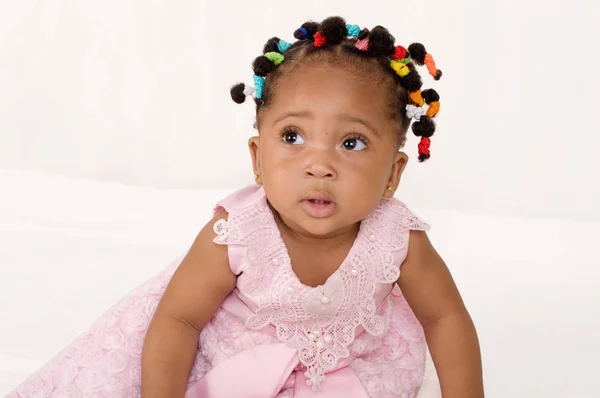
[267,63,393,120]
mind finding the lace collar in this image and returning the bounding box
[214,189,429,390]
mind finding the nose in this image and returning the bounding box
[304,153,337,180]
[305,164,335,179]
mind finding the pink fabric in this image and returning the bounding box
[7,185,430,397]
[185,342,368,398]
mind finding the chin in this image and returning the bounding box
[296,217,353,238]
[300,222,336,238]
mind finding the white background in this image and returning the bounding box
[1,1,600,397]
[1,0,599,221]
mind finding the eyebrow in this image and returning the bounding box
[339,114,380,137]
[271,111,380,137]
[271,111,313,126]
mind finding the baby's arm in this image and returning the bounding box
[141,211,236,398]
[398,230,484,398]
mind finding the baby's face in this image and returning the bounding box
[249,64,407,238]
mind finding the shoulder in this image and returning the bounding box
[406,229,437,262]
[178,210,236,292]
[393,199,431,232]
[398,229,469,327]
[213,184,266,216]
[197,209,230,247]
[400,229,453,293]
[367,198,430,241]
[191,210,231,261]
[154,210,236,331]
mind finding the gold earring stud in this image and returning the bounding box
[387,186,393,191]
[255,174,260,183]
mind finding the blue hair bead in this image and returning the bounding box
[253,75,265,99]
[298,27,308,39]
[346,24,361,38]
[277,40,293,52]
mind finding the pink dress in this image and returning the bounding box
[7,185,430,398]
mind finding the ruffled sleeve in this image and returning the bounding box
[211,184,268,275]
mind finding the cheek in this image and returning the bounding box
[345,152,391,182]
[260,145,299,178]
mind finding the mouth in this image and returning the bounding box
[303,191,334,203]
[301,192,336,218]
[306,199,332,205]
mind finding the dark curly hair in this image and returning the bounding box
[230,16,442,162]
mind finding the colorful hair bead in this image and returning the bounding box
[277,40,293,53]
[392,46,407,60]
[264,52,285,65]
[424,53,442,80]
[297,27,308,39]
[418,137,431,158]
[231,16,444,162]
[253,75,265,99]
[346,24,361,38]
[426,102,440,118]
[406,104,425,121]
[409,90,425,106]
[422,89,441,117]
[355,39,369,51]
[390,60,410,77]
[313,32,327,47]
[408,43,442,80]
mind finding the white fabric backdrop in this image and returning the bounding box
[2,169,600,397]
[1,0,599,221]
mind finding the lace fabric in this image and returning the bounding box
[7,186,430,398]
[213,193,430,391]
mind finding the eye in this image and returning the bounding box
[281,129,305,145]
[342,136,368,151]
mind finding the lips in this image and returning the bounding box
[304,191,333,202]
[301,191,336,218]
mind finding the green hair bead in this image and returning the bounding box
[264,52,285,66]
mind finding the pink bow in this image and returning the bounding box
[185,342,368,397]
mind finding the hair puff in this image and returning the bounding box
[398,64,423,92]
[367,26,395,57]
[230,83,247,104]
[294,21,320,40]
[320,16,347,45]
[408,43,427,65]
[421,88,440,103]
[412,115,435,138]
[357,28,370,40]
[263,37,281,54]
[252,55,276,77]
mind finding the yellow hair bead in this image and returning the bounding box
[409,90,425,106]
[390,60,410,77]
[426,101,440,118]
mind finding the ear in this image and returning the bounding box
[384,151,408,198]
[248,136,261,183]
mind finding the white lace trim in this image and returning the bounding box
[213,197,429,390]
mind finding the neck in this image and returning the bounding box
[271,207,360,250]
